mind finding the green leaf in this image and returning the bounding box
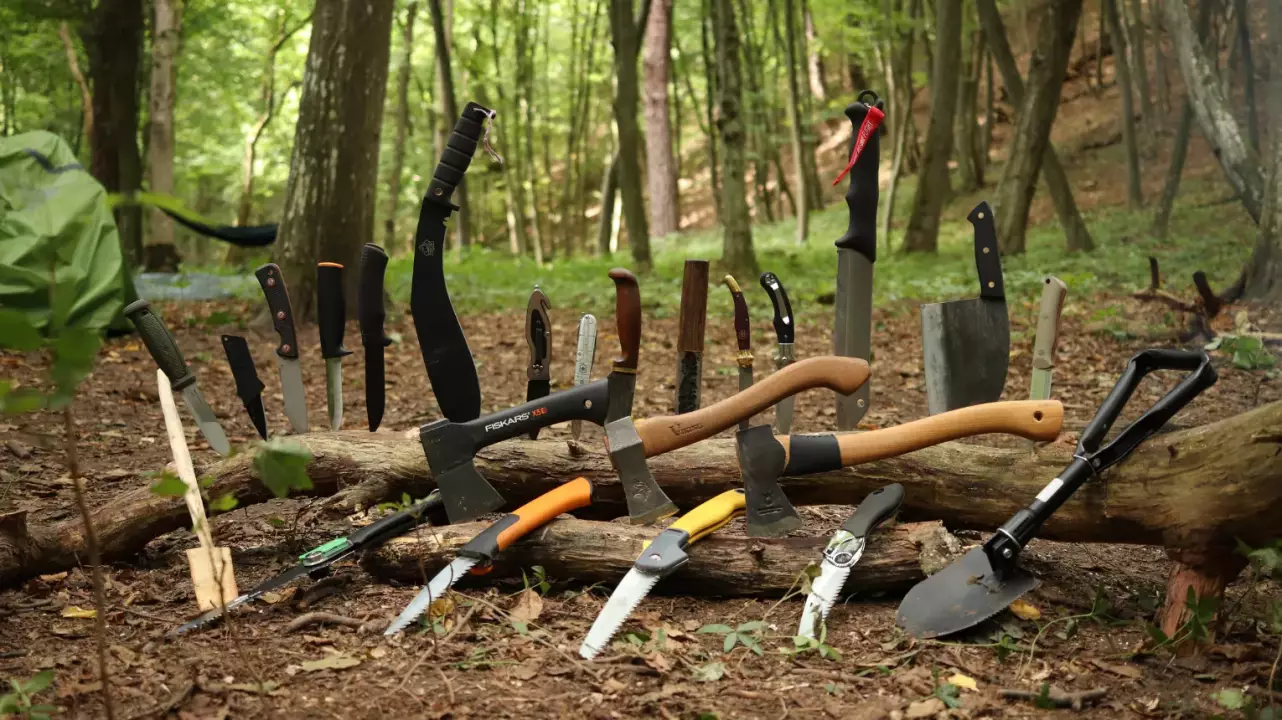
[0,310,44,351]
[150,471,188,497]
[253,438,314,498]
[692,662,725,683]
[1212,688,1244,710]
[697,623,733,635]
[209,494,239,512]
[1,387,45,415]
[50,328,101,395]
[736,620,766,633]
[723,633,738,653]
[1034,682,1056,710]
[265,517,288,529]
[22,670,53,695]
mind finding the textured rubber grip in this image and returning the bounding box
[124,299,196,391]
[254,263,300,359]
[426,101,494,206]
[609,268,641,372]
[781,433,843,476]
[759,272,795,345]
[841,484,904,538]
[833,92,883,262]
[220,335,265,402]
[316,263,351,359]
[358,244,391,349]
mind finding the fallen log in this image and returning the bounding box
[360,518,959,596]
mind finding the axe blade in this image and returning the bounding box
[420,420,507,523]
[605,418,678,525]
[736,425,802,537]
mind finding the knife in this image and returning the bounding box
[798,484,904,639]
[676,259,710,413]
[570,313,598,441]
[525,286,552,440]
[579,489,746,660]
[124,299,230,455]
[358,243,392,431]
[316,262,352,431]
[254,263,309,434]
[411,102,499,423]
[722,275,753,430]
[172,491,447,635]
[758,272,797,434]
[220,334,268,440]
[1029,276,1068,401]
[385,478,593,635]
[833,90,885,430]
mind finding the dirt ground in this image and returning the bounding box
[2,279,1280,719]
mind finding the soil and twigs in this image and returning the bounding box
[1,286,1280,719]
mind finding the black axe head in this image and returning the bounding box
[420,419,506,523]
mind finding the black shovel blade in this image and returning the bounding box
[896,546,1038,639]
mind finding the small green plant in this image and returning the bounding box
[780,624,841,661]
[698,620,766,656]
[1143,586,1220,651]
[252,438,314,497]
[1207,335,1277,371]
[521,565,551,595]
[0,670,56,720]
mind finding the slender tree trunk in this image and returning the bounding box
[1107,0,1144,209]
[1237,0,1282,301]
[384,2,417,253]
[274,0,394,321]
[643,0,678,237]
[880,0,918,251]
[488,0,529,256]
[977,0,1093,252]
[737,0,775,223]
[992,0,1084,256]
[609,0,652,269]
[597,151,621,255]
[1233,0,1258,154]
[518,0,546,266]
[982,46,994,170]
[145,0,182,272]
[902,0,962,254]
[57,23,94,149]
[782,0,809,244]
[80,0,144,267]
[791,0,823,212]
[714,0,758,277]
[954,26,984,194]
[1128,0,1154,140]
[1152,0,1213,240]
[1097,3,1108,90]
[1153,0,1170,117]
[700,0,723,220]
[803,0,826,101]
[428,0,470,250]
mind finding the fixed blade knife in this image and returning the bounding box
[570,313,598,441]
[255,263,309,434]
[358,243,392,431]
[220,334,268,440]
[1030,276,1068,401]
[525,286,552,439]
[675,260,710,414]
[722,274,754,430]
[316,262,352,431]
[758,272,796,434]
[124,300,230,455]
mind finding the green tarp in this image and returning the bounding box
[0,131,135,334]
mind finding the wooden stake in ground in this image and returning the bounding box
[157,369,238,610]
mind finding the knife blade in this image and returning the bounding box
[411,102,499,423]
[833,91,885,431]
[358,243,392,431]
[579,489,746,660]
[317,262,352,431]
[798,484,904,639]
[220,335,268,439]
[1030,276,1068,401]
[124,300,230,455]
[525,286,552,440]
[172,491,446,635]
[676,259,710,414]
[722,275,753,430]
[386,478,593,635]
[758,272,796,434]
[570,313,598,441]
[255,264,309,433]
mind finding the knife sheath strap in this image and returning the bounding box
[783,434,843,476]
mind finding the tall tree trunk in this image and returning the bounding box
[791,0,823,213]
[1152,0,1213,240]
[781,0,809,244]
[428,0,471,250]
[274,0,394,321]
[1096,4,1108,90]
[737,0,775,223]
[80,0,143,268]
[609,0,652,269]
[384,2,417,253]
[803,0,826,101]
[518,0,546,266]
[902,0,962,254]
[982,46,994,171]
[1128,0,1154,141]
[977,0,1093,252]
[487,0,529,256]
[700,0,723,220]
[1233,0,1258,154]
[1161,0,1263,224]
[714,0,758,277]
[991,0,1083,255]
[1107,0,1144,209]
[643,0,679,237]
[954,25,984,194]
[1153,0,1170,117]
[145,0,182,272]
[597,151,621,255]
[1238,0,1282,302]
[880,0,917,251]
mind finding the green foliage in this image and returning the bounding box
[252,438,314,498]
[697,620,766,656]
[0,670,56,720]
[1206,335,1277,371]
[149,471,189,497]
[521,565,551,595]
[208,493,239,512]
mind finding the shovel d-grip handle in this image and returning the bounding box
[987,349,1216,567]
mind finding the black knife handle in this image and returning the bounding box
[124,299,196,391]
[358,243,392,349]
[609,268,641,373]
[254,263,300,359]
[426,101,494,207]
[968,202,1005,300]
[759,272,795,345]
[723,275,751,353]
[841,483,904,538]
[347,491,446,548]
[221,335,265,402]
[460,378,612,450]
[833,91,883,263]
[316,263,352,360]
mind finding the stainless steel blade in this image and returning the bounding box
[798,560,852,640]
[737,367,754,430]
[579,567,661,660]
[276,355,309,433]
[834,250,873,429]
[772,348,796,434]
[921,298,1010,415]
[1029,368,1052,401]
[180,385,230,455]
[385,556,478,635]
[570,314,598,441]
[325,358,343,431]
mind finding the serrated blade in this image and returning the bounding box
[579,568,660,660]
[325,358,343,431]
[277,355,308,433]
[385,556,478,636]
[170,563,311,636]
[180,385,230,455]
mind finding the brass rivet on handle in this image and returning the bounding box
[266,278,276,287]
[276,311,285,320]
[434,188,443,196]
[988,281,995,289]
[982,246,990,254]
[282,344,291,353]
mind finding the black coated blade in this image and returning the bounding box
[365,344,386,431]
[244,395,268,440]
[896,546,1038,639]
[736,425,801,537]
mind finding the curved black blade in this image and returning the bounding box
[896,546,1038,639]
[245,395,268,440]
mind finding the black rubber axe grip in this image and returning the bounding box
[426,101,494,206]
[124,299,196,391]
[254,263,300,359]
[358,243,391,348]
[759,272,795,344]
[782,433,843,476]
[833,90,882,263]
[220,334,265,402]
[316,263,351,359]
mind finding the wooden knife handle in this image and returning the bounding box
[609,268,641,372]
[636,356,870,456]
[1032,277,1068,371]
[677,260,709,353]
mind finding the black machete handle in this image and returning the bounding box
[316,263,352,360]
[220,334,265,402]
[841,483,904,538]
[968,201,1005,301]
[833,90,883,263]
[759,272,795,345]
[254,263,300,359]
[426,101,494,207]
[358,243,392,349]
[124,299,196,391]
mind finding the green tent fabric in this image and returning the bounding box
[0,131,135,334]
